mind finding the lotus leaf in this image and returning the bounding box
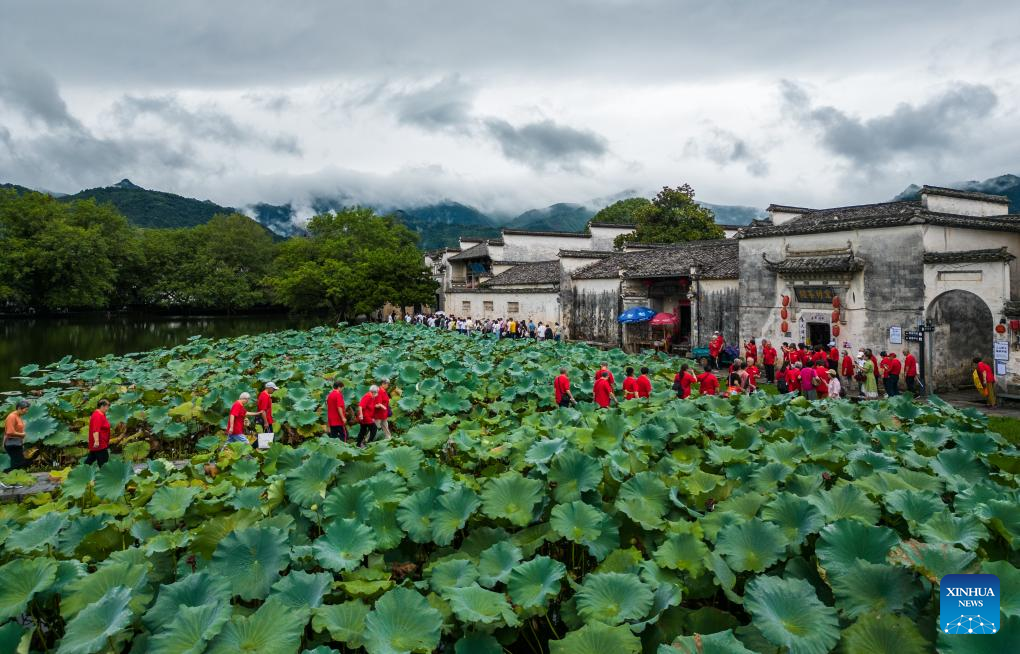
[576,572,653,625]
[211,526,290,600]
[93,457,133,500]
[480,471,544,527]
[715,519,788,573]
[744,575,839,654]
[660,630,756,654]
[313,519,376,572]
[6,511,68,552]
[363,587,443,654]
[454,633,502,654]
[55,585,134,654]
[840,613,929,654]
[312,600,370,648]
[207,597,309,654]
[508,555,565,609]
[550,500,605,544]
[286,456,341,507]
[147,485,201,521]
[431,485,481,546]
[477,540,523,587]
[0,557,57,621]
[831,561,921,618]
[815,519,899,578]
[653,531,709,575]
[549,622,642,654]
[548,448,603,503]
[447,583,519,626]
[148,602,232,654]
[615,472,669,529]
[143,570,232,630]
[271,570,332,609]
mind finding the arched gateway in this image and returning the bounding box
[926,290,993,390]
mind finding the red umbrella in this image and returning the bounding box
[649,312,680,326]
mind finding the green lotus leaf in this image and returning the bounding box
[919,511,989,550]
[147,486,201,521]
[807,483,879,523]
[397,487,442,543]
[62,464,96,499]
[229,457,260,482]
[93,457,133,500]
[227,487,265,511]
[982,560,1020,617]
[548,449,603,503]
[324,484,375,523]
[744,575,839,654]
[313,518,376,573]
[447,583,519,627]
[931,448,987,489]
[937,614,1020,652]
[207,596,309,654]
[525,438,567,469]
[761,493,825,545]
[454,632,502,654]
[144,570,232,631]
[429,558,479,593]
[551,500,605,544]
[363,586,443,654]
[55,585,134,654]
[286,456,340,507]
[480,471,545,527]
[815,519,899,578]
[271,570,333,609]
[6,511,68,552]
[148,602,232,654]
[22,404,59,443]
[831,561,922,618]
[615,472,669,530]
[575,572,653,625]
[653,531,709,575]
[884,489,944,524]
[840,612,929,654]
[312,600,369,649]
[62,562,149,619]
[477,541,524,588]
[0,621,27,654]
[507,555,566,609]
[363,472,409,506]
[436,392,471,414]
[378,445,424,477]
[715,519,788,573]
[549,622,642,654]
[211,526,290,600]
[888,539,977,583]
[661,630,756,653]
[0,557,57,621]
[592,411,628,451]
[401,423,449,451]
[431,484,481,546]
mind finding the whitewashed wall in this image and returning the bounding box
[921,193,1010,217]
[444,291,561,324]
[502,233,594,261]
[589,225,634,250]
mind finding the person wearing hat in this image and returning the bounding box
[255,382,279,434]
[826,369,842,399]
[3,400,31,471]
[227,392,259,445]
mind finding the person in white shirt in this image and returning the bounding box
[827,370,842,399]
[537,323,546,340]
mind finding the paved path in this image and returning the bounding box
[0,459,188,503]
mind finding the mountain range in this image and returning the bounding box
[894,174,1020,213]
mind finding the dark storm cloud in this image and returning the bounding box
[685,127,769,177]
[483,118,608,170]
[0,67,82,130]
[115,95,301,154]
[387,76,476,132]
[780,80,998,167]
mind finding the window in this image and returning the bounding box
[462,301,472,312]
[507,302,520,314]
[483,300,494,312]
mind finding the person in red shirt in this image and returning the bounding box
[227,392,258,446]
[878,351,893,397]
[746,359,760,392]
[256,382,278,434]
[325,380,348,441]
[375,379,393,439]
[708,332,725,369]
[827,342,839,370]
[974,357,996,406]
[886,353,901,397]
[593,371,615,408]
[902,349,918,394]
[86,399,112,467]
[554,368,574,407]
[673,363,697,399]
[813,346,828,366]
[597,362,616,389]
[744,339,757,365]
[762,340,777,383]
[636,367,653,398]
[814,364,829,398]
[840,350,855,392]
[622,367,638,400]
[784,364,800,395]
[356,385,379,446]
[696,365,719,396]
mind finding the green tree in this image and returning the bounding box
[268,207,436,318]
[590,197,651,226]
[0,190,137,310]
[613,185,723,248]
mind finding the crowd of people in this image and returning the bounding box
[394,312,564,341]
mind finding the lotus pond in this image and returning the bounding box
[1,324,1018,653]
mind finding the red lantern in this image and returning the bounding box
[996,324,1007,334]
[1011,320,1020,331]
[780,307,788,320]
[781,295,790,307]
[781,320,789,333]
[832,296,841,308]
[831,310,840,323]
[832,325,840,337]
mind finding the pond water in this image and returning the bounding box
[0,313,329,392]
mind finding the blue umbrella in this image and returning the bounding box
[617,306,657,324]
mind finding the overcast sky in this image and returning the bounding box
[1,0,1018,217]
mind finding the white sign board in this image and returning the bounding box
[889,326,902,345]
[997,361,1008,376]
[993,340,1009,362]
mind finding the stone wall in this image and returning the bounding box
[571,278,621,344]
[698,280,740,346]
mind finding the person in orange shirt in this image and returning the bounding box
[622,367,638,400]
[3,400,31,472]
[636,367,653,398]
[86,399,112,467]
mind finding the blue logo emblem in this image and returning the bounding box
[941,574,1000,635]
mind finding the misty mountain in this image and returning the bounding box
[894,173,1020,213]
[700,202,767,226]
[511,203,596,232]
[63,179,239,229]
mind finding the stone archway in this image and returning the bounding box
[926,290,993,390]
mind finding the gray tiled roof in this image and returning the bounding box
[448,242,490,261]
[923,247,1015,264]
[588,221,636,228]
[1005,301,1020,317]
[921,185,1010,204]
[558,249,614,258]
[501,228,590,238]
[572,239,737,280]
[763,253,865,274]
[740,200,1020,238]
[482,260,561,287]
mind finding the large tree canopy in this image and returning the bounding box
[590,197,650,226]
[267,207,436,318]
[613,185,723,248]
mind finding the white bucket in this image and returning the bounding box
[257,432,275,450]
